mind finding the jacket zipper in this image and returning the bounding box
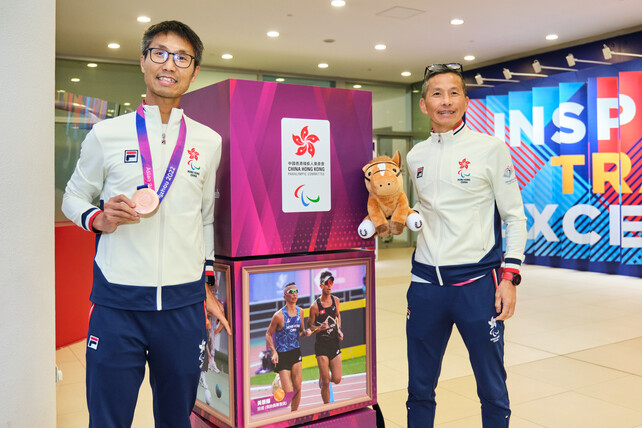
[434,133,444,285]
[156,125,167,311]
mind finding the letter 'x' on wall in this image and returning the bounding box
[525,204,559,241]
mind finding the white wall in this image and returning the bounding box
[0,0,56,426]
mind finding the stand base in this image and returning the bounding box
[191,407,377,428]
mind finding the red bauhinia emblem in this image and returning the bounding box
[293,126,319,157]
[188,148,199,160]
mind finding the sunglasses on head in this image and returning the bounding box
[423,63,463,81]
[285,288,298,294]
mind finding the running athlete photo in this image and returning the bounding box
[307,271,344,404]
[265,282,310,411]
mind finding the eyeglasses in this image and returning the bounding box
[424,63,463,81]
[146,48,195,68]
[285,288,299,294]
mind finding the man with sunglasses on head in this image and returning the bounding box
[405,63,527,427]
[308,271,344,404]
[62,21,230,427]
[266,282,310,411]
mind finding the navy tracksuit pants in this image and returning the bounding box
[86,302,206,428]
[406,272,510,427]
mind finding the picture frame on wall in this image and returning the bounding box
[194,264,235,427]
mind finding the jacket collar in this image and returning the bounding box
[141,104,185,127]
[430,120,466,142]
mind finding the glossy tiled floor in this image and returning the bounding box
[57,247,642,427]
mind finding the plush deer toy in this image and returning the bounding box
[358,150,423,239]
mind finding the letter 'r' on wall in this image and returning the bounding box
[592,152,632,194]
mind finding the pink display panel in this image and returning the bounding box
[182,80,374,258]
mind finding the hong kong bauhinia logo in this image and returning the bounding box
[457,158,471,184]
[187,147,200,170]
[294,184,320,207]
[293,126,320,157]
[458,158,470,178]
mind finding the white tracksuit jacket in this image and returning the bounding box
[406,121,527,285]
[62,105,222,310]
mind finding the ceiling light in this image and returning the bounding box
[267,30,280,38]
[401,71,411,77]
[276,78,285,82]
[108,43,120,49]
[318,63,329,69]
[331,0,346,7]
[56,89,65,93]
[475,73,519,85]
[602,44,642,60]
[464,55,475,61]
[353,84,362,89]
[532,60,575,73]
[411,89,420,93]
[123,102,131,106]
[503,68,548,80]
[545,34,558,41]
[87,63,98,68]
[141,94,146,97]
[565,53,609,67]
[70,78,80,82]
[221,53,233,59]
[450,18,464,25]
[137,16,151,23]
[375,44,387,50]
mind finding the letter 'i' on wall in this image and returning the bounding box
[465,66,642,274]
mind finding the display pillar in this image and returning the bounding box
[183,80,377,427]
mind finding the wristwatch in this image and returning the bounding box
[502,271,522,286]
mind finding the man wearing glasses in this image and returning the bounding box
[405,64,527,427]
[308,271,344,404]
[62,21,230,427]
[266,282,310,411]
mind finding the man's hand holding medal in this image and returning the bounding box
[93,194,140,233]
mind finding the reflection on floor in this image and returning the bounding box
[57,247,642,427]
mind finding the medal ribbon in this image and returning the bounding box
[135,104,187,204]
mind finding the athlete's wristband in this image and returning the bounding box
[502,271,522,285]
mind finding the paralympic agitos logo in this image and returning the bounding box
[294,184,320,207]
[187,147,200,170]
